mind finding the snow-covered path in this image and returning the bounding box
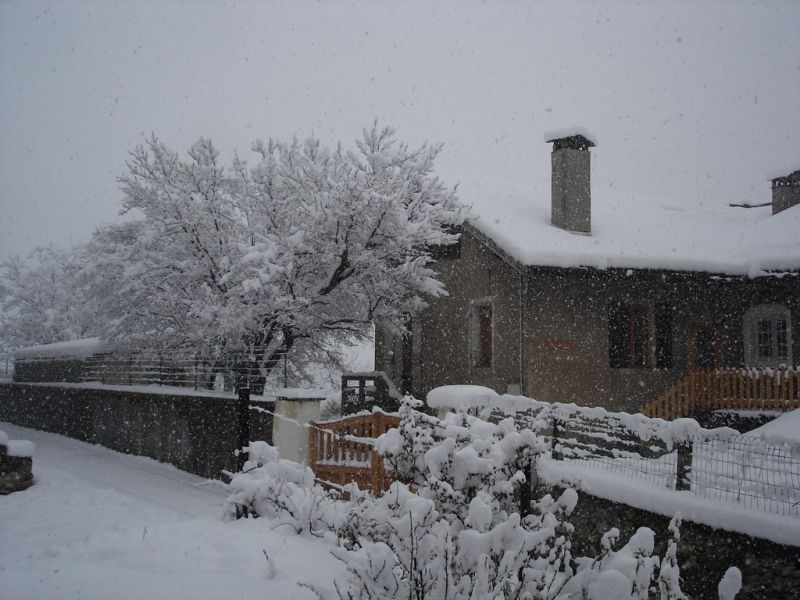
[0,423,344,600]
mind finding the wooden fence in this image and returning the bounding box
[640,368,800,421]
[308,411,400,493]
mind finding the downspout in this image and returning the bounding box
[519,271,525,395]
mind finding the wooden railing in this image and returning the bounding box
[308,411,401,493]
[640,368,800,421]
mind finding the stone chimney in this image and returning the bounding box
[546,133,595,234]
[771,169,800,215]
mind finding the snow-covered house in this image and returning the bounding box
[375,133,800,413]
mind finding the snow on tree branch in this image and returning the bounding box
[65,124,467,389]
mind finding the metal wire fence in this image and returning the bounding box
[13,347,296,392]
[506,402,800,518]
[691,435,800,516]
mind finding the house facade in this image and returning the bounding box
[376,134,799,413]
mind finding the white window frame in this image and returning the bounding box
[469,297,494,370]
[743,304,793,368]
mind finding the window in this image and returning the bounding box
[745,305,792,367]
[471,300,493,368]
[609,302,673,369]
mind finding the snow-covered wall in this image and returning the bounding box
[0,383,256,480]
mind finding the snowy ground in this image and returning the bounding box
[0,423,345,600]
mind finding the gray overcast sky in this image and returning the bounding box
[1,0,798,258]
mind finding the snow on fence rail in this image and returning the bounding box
[640,367,800,421]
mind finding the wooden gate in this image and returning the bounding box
[308,411,400,492]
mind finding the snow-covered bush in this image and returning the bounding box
[331,397,737,600]
[226,399,740,599]
[225,441,344,536]
[374,396,544,524]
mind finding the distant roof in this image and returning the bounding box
[14,337,107,360]
[461,184,800,277]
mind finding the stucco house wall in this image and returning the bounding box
[377,227,799,412]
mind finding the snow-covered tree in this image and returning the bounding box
[0,246,97,351]
[86,124,465,390]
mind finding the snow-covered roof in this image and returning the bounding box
[462,185,800,277]
[14,337,108,360]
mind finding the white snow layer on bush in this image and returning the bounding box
[225,440,344,534]
[429,387,738,447]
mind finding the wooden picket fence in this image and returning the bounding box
[640,368,800,421]
[308,411,401,493]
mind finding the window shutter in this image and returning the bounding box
[608,302,628,368]
[655,303,673,369]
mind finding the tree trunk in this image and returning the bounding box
[239,328,294,395]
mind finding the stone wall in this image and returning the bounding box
[553,485,800,600]
[0,383,276,480]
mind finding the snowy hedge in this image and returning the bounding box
[225,397,742,599]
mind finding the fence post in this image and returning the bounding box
[237,387,251,471]
[551,416,562,461]
[128,354,133,386]
[308,420,318,473]
[675,439,693,491]
[159,354,163,387]
[194,352,198,390]
[516,452,533,516]
[283,354,288,388]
